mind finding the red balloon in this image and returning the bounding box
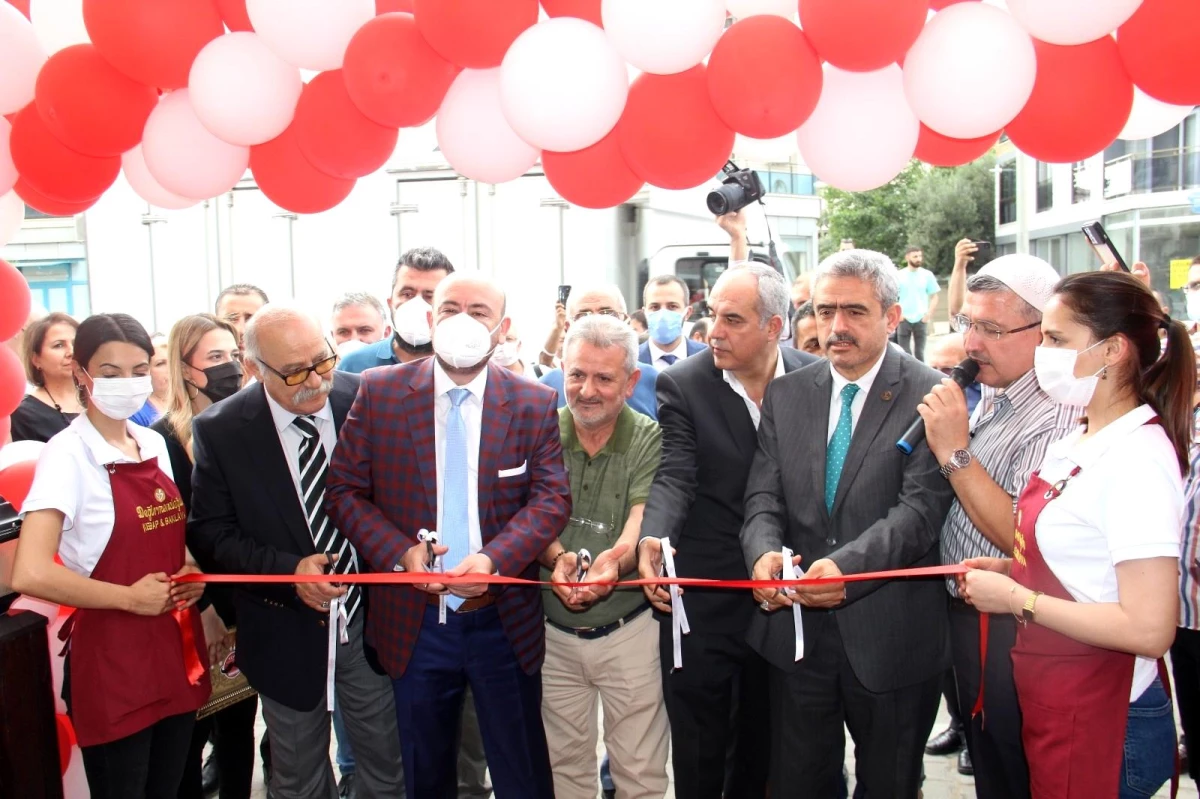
[5,0,30,19]
[376,0,412,12]
[928,0,978,9]
[293,71,398,181]
[9,105,119,204]
[54,714,76,775]
[707,16,823,139]
[1007,38,1133,164]
[914,124,1000,167]
[0,346,26,421]
[14,178,100,217]
[543,130,643,209]
[413,0,539,69]
[540,0,602,26]
[0,259,31,343]
[251,125,356,214]
[35,45,158,158]
[343,13,460,129]
[800,0,928,72]
[214,0,253,32]
[618,67,735,192]
[82,0,225,89]
[1117,0,1200,105]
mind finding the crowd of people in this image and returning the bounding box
[4,210,1200,799]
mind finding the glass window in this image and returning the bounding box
[1036,161,1053,212]
[1139,219,1200,304]
[999,161,1017,224]
[1071,161,1091,204]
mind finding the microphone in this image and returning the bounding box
[896,358,981,455]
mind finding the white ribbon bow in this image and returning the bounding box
[659,536,690,669]
[781,546,805,662]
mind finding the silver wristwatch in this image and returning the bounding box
[939,448,972,479]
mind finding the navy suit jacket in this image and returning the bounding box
[638,338,707,366]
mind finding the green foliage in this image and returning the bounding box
[818,155,998,277]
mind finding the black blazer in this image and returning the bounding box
[640,347,817,633]
[187,373,362,712]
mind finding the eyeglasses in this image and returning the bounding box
[571,309,627,322]
[259,349,338,387]
[951,314,1040,341]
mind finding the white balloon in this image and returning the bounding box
[1006,0,1142,46]
[726,0,796,20]
[0,440,43,471]
[797,64,919,192]
[602,0,726,75]
[436,69,540,185]
[904,3,1036,140]
[189,32,304,146]
[30,0,88,55]
[121,145,201,210]
[142,90,250,200]
[0,191,25,248]
[246,0,375,71]
[734,133,801,163]
[0,3,46,115]
[0,117,15,195]
[500,19,628,153]
[1118,87,1195,141]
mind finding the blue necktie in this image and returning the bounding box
[825,383,860,513]
[661,354,678,366]
[442,388,470,610]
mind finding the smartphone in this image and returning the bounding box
[1081,222,1130,272]
[971,240,992,251]
[557,285,571,306]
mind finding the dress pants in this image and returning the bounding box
[259,615,404,799]
[1171,626,1200,782]
[659,620,770,799]
[896,320,928,362]
[543,610,670,799]
[770,617,941,799]
[392,604,553,799]
[178,695,259,799]
[949,600,1031,799]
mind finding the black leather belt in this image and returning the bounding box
[546,603,651,641]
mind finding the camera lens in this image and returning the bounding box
[707,183,745,216]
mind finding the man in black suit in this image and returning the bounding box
[741,249,955,797]
[637,263,817,798]
[189,305,404,799]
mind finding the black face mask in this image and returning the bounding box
[191,360,243,404]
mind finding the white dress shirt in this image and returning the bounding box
[433,361,487,555]
[826,349,887,443]
[723,347,786,429]
[22,414,174,578]
[649,339,689,371]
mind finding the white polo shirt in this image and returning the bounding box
[1035,403,1183,700]
[22,414,174,578]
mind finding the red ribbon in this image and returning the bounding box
[172,606,206,687]
[174,563,966,589]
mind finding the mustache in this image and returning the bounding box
[825,332,858,348]
[965,351,991,365]
[293,380,333,404]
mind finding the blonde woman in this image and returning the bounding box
[149,314,254,799]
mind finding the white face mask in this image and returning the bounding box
[336,339,368,359]
[1034,341,1106,407]
[433,313,501,370]
[492,340,521,367]
[393,296,433,347]
[1186,292,1200,323]
[87,374,153,420]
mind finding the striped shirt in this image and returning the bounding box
[942,369,1079,596]
[1178,409,1200,629]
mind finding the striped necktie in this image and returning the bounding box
[293,415,359,621]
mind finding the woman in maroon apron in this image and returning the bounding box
[12,313,211,798]
[960,271,1193,798]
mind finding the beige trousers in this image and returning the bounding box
[542,609,670,799]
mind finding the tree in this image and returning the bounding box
[818,161,923,264]
[907,155,997,277]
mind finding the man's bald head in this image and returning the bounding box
[243,303,334,415]
[432,273,507,320]
[927,333,968,373]
[566,284,627,321]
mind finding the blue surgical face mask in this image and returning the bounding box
[647,309,684,346]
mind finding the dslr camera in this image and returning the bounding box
[706,160,765,216]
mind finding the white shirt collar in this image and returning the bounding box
[433,359,489,404]
[71,413,163,466]
[649,339,688,363]
[722,346,786,389]
[1046,403,1157,469]
[264,385,334,435]
[829,347,887,400]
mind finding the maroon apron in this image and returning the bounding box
[61,457,210,747]
[1009,465,1134,798]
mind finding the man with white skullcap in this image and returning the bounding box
[915,254,1080,799]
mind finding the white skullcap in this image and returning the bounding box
[975,254,1061,313]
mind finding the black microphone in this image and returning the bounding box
[896,358,981,455]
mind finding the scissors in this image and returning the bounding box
[417,529,441,572]
[575,548,592,584]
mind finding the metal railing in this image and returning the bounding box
[1104,146,1200,199]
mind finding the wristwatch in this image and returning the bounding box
[1022,590,1044,624]
[939,448,972,479]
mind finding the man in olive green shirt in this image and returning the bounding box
[537,314,669,799]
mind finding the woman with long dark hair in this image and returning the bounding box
[11,313,211,798]
[961,271,1193,798]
